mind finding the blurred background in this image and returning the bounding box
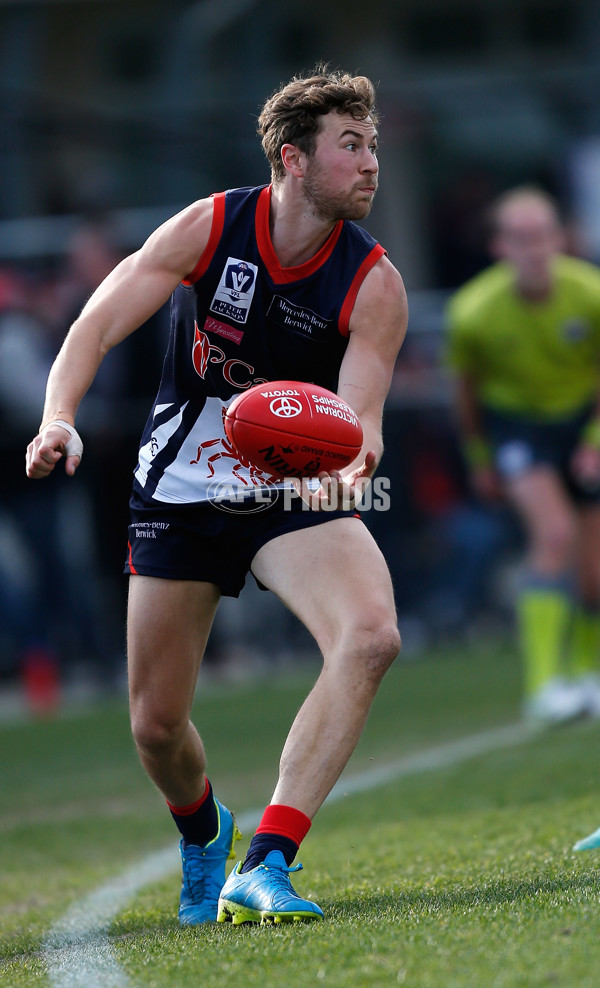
[2,0,600,708]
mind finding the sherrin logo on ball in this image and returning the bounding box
[224,380,363,479]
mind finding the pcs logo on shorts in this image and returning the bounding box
[210,257,258,324]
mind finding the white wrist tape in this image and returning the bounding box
[46,419,83,460]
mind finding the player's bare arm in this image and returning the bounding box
[26,198,216,480]
[340,256,407,464]
[572,384,600,487]
[453,372,502,501]
[453,372,487,451]
[300,256,407,508]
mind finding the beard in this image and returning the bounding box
[302,162,377,222]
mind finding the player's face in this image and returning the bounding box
[493,201,564,287]
[302,112,379,222]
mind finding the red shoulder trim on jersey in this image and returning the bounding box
[127,541,138,575]
[338,244,386,337]
[256,185,343,284]
[181,192,226,285]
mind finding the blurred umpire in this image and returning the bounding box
[446,186,600,724]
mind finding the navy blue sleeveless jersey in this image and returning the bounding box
[133,184,385,505]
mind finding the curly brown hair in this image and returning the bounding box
[258,66,378,182]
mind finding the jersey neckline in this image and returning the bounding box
[255,185,344,285]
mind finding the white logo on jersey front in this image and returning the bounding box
[210,257,259,324]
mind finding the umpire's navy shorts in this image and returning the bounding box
[484,404,600,504]
[124,487,361,597]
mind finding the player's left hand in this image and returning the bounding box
[571,444,600,490]
[293,450,377,511]
[26,421,83,479]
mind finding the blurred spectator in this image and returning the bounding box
[372,400,514,645]
[408,422,513,638]
[429,167,499,288]
[446,185,600,724]
[0,263,111,694]
[53,216,168,683]
[0,215,168,699]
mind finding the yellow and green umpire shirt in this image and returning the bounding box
[446,255,600,418]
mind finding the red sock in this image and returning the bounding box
[167,777,218,847]
[167,776,211,817]
[241,804,312,872]
[255,804,312,844]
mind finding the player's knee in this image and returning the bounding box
[537,517,577,566]
[130,704,187,756]
[372,623,402,675]
[346,619,401,681]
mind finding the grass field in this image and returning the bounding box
[3,637,600,987]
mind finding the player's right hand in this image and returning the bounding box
[26,422,82,479]
[292,450,377,511]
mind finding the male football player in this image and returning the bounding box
[27,67,407,924]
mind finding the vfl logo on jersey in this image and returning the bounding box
[210,257,258,324]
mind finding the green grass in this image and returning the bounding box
[3,639,600,986]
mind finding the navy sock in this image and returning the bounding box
[167,779,219,848]
[241,832,298,873]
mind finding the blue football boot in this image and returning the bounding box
[573,826,600,851]
[217,849,323,925]
[178,799,241,924]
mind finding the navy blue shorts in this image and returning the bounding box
[484,405,600,504]
[124,488,361,597]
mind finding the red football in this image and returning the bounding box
[224,380,363,479]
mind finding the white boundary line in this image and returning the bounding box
[42,720,538,987]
